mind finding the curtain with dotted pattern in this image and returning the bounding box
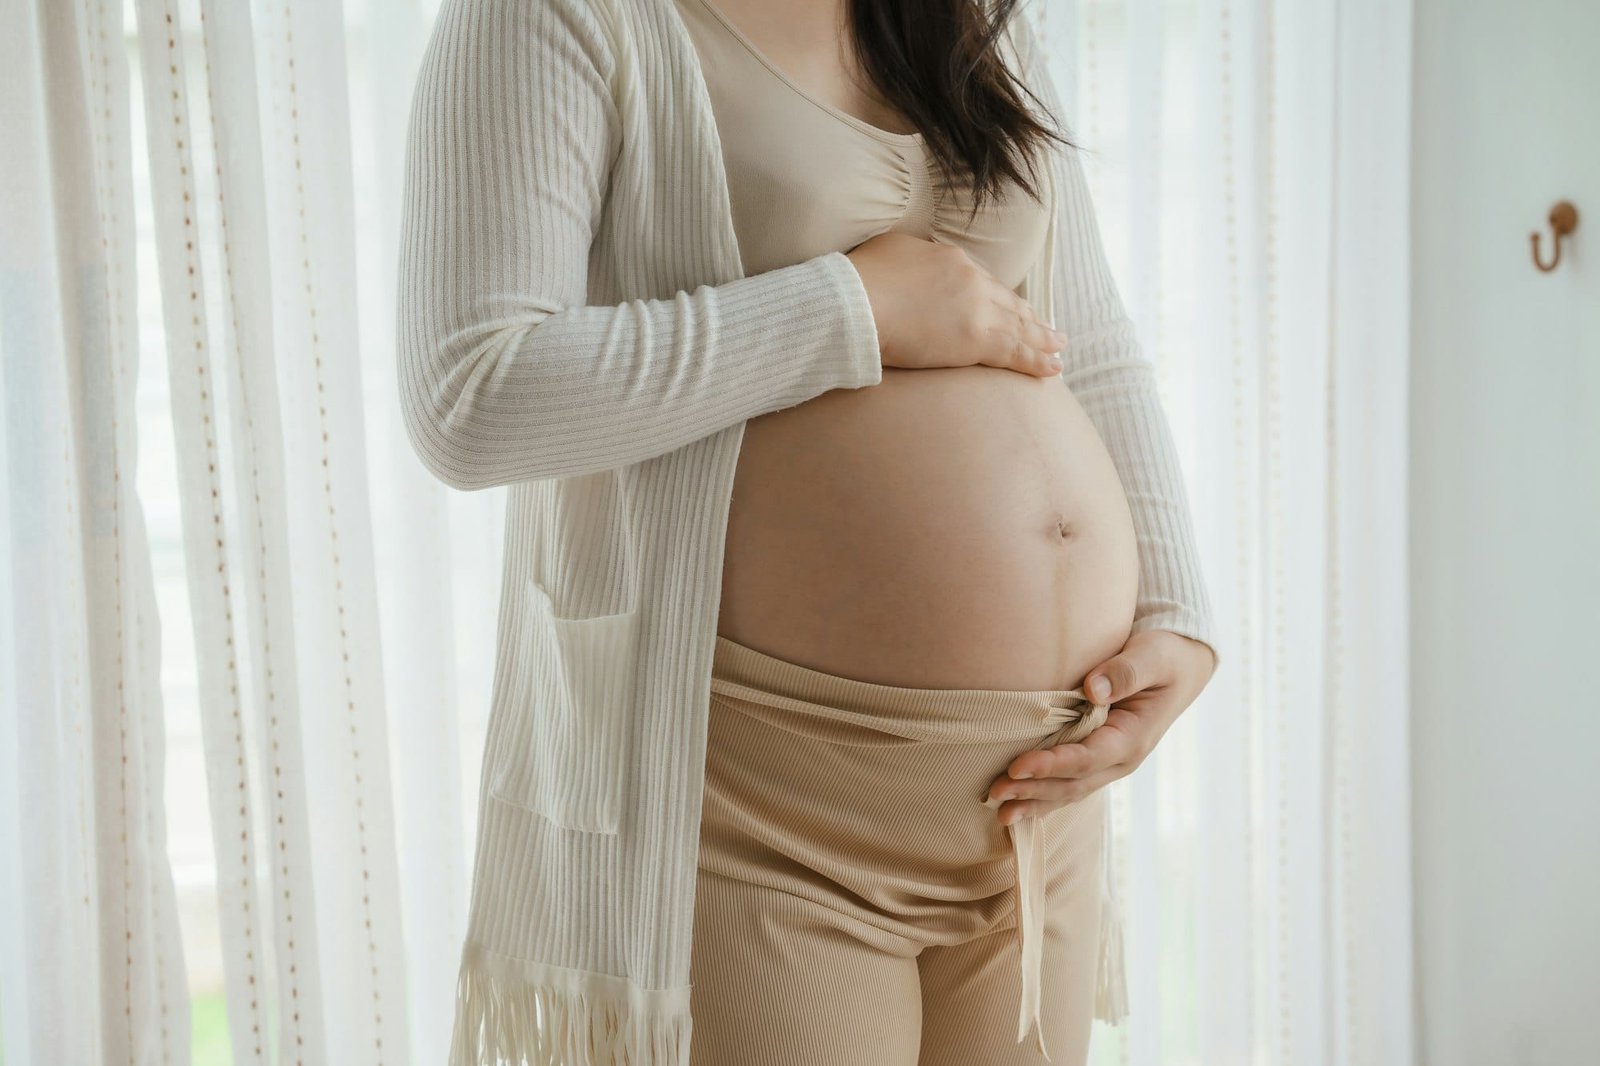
[0,1,1412,1065]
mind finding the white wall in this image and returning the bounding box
[1409,1,1600,1064]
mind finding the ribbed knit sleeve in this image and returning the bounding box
[395,0,884,491]
[1014,20,1221,667]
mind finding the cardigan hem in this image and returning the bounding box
[449,940,693,1066]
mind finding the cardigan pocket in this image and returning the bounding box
[487,574,642,834]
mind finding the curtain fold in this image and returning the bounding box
[0,1,1413,1064]
[3,0,191,1063]
[133,0,335,1059]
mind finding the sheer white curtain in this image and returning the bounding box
[2,0,488,1062]
[1034,2,1415,1064]
[0,0,1412,1064]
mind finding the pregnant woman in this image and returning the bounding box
[397,0,1219,1064]
[682,0,1216,1063]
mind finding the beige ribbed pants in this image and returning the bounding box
[689,633,1109,1066]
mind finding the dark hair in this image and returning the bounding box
[845,0,1076,224]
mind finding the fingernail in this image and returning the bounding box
[1014,771,1033,780]
[1089,676,1111,701]
[1047,356,1062,369]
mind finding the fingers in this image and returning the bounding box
[1019,305,1069,358]
[993,292,1068,377]
[993,766,1123,823]
[1014,330,1065,377]
[1007,709,1141,782]
[984,725,1130,821]
[1089,655,1143,704]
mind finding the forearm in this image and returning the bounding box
[1063,323,1219,662]
[397,250,882,490]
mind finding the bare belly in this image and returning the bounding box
[717,363,1142,691]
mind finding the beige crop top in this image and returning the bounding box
[673,0,1052,289]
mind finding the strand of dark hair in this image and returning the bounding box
[845,0,1077,226]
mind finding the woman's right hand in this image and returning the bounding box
[844,231,1068,378]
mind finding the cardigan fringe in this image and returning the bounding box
[450,944,693,1066]
[446,861,1127,1066]
[1093,787,1130,1026]
[1095,888,1130,1025]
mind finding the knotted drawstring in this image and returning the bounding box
[983,689,1124,1061]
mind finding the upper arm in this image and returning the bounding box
[400,0,620,342]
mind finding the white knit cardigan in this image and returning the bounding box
[397,0,1220,1061]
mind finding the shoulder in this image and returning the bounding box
[421,0,620,85]
[1000,5,1069,135]
[1000,4,1042,78]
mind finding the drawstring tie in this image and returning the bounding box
[983,689,1129,1060]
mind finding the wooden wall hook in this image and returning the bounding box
[1531,200,1579,272]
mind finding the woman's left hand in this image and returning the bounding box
[984,629,1218,827]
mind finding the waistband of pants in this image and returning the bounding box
[709,631,1125,1057]
[710,634,1100,746]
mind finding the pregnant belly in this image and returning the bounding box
[717,363,1141,691]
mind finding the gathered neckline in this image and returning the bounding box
[686,0,926,148]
